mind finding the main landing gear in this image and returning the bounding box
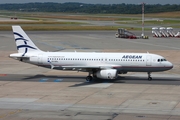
[86,76,93,82]
[148,72,152,81]
[86,72,93,82]
[86,72,153,82]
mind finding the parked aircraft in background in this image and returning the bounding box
[10,26,173,82]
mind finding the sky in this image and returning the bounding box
[0,0,179,4]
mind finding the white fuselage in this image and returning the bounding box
[11,51,173,73]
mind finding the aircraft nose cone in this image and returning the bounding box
[168,62,173,69]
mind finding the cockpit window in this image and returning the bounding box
[157,58,167,62]
[163,59,167,61]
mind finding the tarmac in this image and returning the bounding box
[0,29,180,119]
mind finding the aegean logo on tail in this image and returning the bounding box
[14,32,37,56]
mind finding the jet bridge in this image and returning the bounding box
[152,27,180,38]
[160,27,169,37]
[152,27,162,37]
[115,28,148,39]
[168,27,180,38]
[167,27,176,37]
[175,31,180,38]
[115,28,137,39]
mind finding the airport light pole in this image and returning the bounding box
[141,2,145,37]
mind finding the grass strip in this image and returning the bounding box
[0,25,149,31]
[0,21,84,25]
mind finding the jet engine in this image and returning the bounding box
[96,69,118,79]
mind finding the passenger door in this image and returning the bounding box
[146,55,152,66]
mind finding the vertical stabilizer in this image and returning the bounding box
[12,26,41,55]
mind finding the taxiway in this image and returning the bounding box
[0,30,180,120]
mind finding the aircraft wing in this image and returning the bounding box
[60,65,122,71]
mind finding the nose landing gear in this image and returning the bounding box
[148,72,152,81]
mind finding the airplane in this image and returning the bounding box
[10,26,173,82]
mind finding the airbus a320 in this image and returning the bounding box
[10,26,173,82]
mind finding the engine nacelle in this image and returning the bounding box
[96,69,118,79]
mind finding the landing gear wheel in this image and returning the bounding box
[148,77,152,81]
[147,72,152,81]
[86,76,93,82]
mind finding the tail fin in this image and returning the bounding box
[12,26,42,55]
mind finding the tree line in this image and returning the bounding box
[0,2,179,14]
